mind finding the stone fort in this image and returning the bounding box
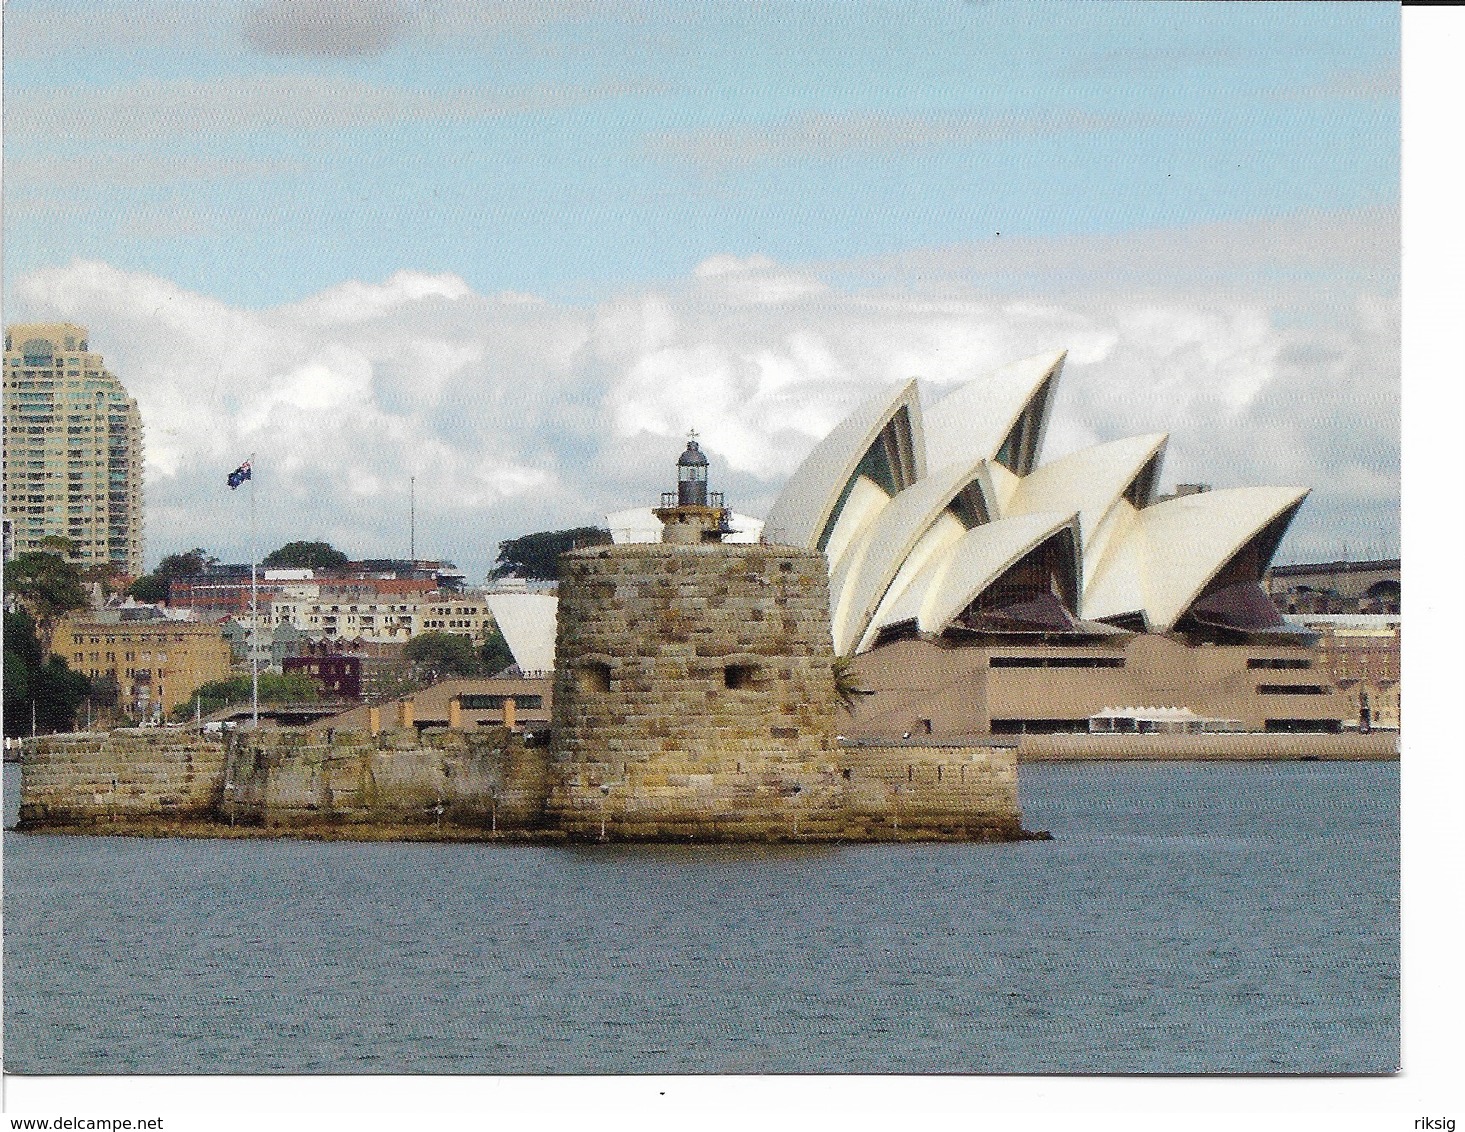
[19,440,1024,842]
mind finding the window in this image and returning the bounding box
[991,718,1090,734]
[1265,718,1343,734]
[1247,658,1311,670]
[990,655,1124,669]
[724,663,760,689]
[460,694,543,710]
[578,663,611,693]
[1256,684,1329,696]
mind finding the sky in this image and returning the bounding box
[2,0,1400,580]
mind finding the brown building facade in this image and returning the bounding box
[1288,615,1401,730]
[844,632,1352,739]
[58,616,232,720]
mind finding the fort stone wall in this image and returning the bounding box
[547,542,845,838]
[16,540,1027,841]
[18,730,226,825]
[223,727,550,829]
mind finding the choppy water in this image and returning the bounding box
[2,760,1397,1074]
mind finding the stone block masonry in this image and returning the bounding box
[18,730,226,826]
[839,740,1021,840]
[223,727,550,830]
[548,542,842,838]
[16,544,1026,841]
[16,726,1023,841]
[545,541,1024,840]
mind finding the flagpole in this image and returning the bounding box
[249,452,258,731]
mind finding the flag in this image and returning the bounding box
[227,461,252,490]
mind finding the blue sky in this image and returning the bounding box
[2,1,1400,577]
[5,1,1397,304]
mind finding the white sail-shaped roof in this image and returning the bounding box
[484,593,559,674]
[863,511,1079,649]
[828,457,993,655]
[744,346,1306,654]
[1084,485,1308,632]
[762,380,924,550]
[1079,501,1148,625]
[923,350,1066,474]
[606,507,664,544]
[1005,433,1167,589]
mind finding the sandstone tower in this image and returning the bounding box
[548,438,842,839]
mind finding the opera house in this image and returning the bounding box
[747,350,1352,737]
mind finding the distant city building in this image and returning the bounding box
[266,591,497,643]
[282,654,362,700]
[1266,559,1400,615]
[3,323,145,573]
[1285,614,1401,731]
[164,561,495,646]
[57,613,231,720]
[318,675,552,733]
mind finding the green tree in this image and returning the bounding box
[403,632,485,679]
[90,671,120,708]
[831,655,869,714]
[262,541,349,569]
[171,671,324,720]
[480,625,514,675]
[4,551,89,650]
[127,548,216,604]
[492,527,610,580]
[3,609,91,737]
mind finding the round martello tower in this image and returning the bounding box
[547,435,840,840]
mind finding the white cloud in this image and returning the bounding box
[827,206,1399,295]
[236,0,646,58]
[6,75,658,142]
[9,233,1396,578]
[242,0,416,57]
[3,154,301,191]
[1,0,640,59]
[645,109,1158,172]
[1275,66,1401,103]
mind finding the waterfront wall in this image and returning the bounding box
[16,727,1022,841]
[548,543,852,837]
[1017,731,1398,761]
[18,730,227,825]
[837,740,1021,839]
[545,738,1020,841]
[17,725,1393,838]
[224,727,550,829]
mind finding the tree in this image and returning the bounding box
[832,656,869,714]
[128,548,216,604]
[80,563,124,601]
[403,632,485,679]
[91,671,120,709]
[3,609,92,737]
[492,527,610,580]
[263,541,349,570]
[4,551,89,650]
[481,625,514,675]
[170,671,323,720]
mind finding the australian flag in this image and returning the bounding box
[227,460,252,490]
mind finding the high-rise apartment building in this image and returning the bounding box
[3,323,144,575]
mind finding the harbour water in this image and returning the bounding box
[2,760,1398,1075]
